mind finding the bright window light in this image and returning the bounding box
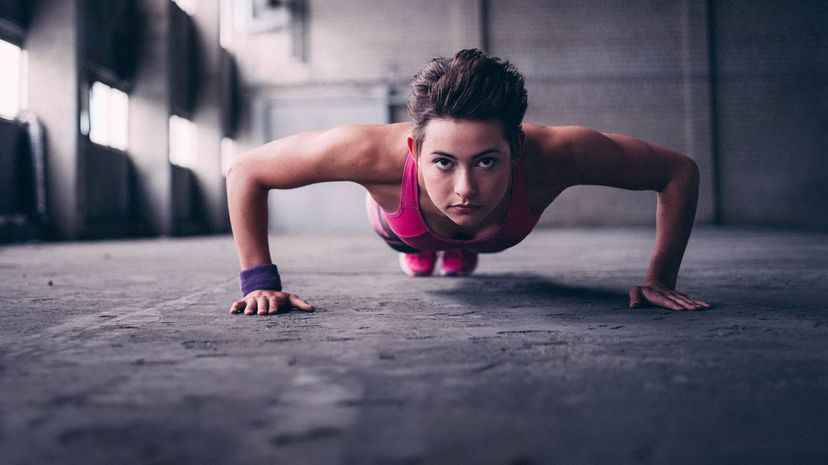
[0,39,22,119]
[221,137,237,177]
[169,115,197,168]
[219,0,234,49]
[89,81,129,150]
[172,0,197,15]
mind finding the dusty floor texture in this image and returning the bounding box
[1,227,827,465]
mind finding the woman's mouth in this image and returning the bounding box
[449,204,483,214]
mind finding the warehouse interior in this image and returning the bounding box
[1,1,827,464]
[1,0,826,241]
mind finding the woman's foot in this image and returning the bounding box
[440,249,478,276]
[399,251,438,276]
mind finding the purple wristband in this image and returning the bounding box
[240,263,282,296]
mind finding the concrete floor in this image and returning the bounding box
[1,228,827,465]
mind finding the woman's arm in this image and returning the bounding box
[542,126,710,311]
[226,125,381,315]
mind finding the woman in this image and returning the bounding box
[227,49,710,316]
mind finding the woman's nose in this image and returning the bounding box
[454,170,478,198]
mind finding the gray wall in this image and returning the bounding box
[262,90,390,232]
[225,0,827,231]
[489,0,715,227]
[714,1,828,229]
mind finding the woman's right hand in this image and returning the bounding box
[229,289,315,316]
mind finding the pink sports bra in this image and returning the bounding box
[382,153,542,253]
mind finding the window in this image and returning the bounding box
[0,39,23,119]
[169,115,197,168]
[88,81,129,150]
[172,0,197,15]
[219,0,234,49]
[234,0,291,33]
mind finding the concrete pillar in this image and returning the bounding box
[130,0,173,236]
[26,0,80,239]
[191,0,229,233]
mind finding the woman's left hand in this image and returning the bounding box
[628,284,711,311]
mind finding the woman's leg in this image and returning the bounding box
[441,249,478,276]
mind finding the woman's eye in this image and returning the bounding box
[434,159,453,170]
[478,158,497,168]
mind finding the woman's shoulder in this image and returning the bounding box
[317,122,410,184]
[521,124,575,175]
[344,122,410,210]
[355,122,411,183]
[522,124,584,158]
[520,124,583,208]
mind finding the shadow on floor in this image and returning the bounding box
[426,273,632,311]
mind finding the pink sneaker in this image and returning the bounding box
[441,249,478,276]
[399,251,437,276]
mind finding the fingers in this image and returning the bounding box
[681,295,711,310]
[628,286,642,308]
[683,293,711,309]
[288,294,315,312]
[245,296,262,316]
[230,291,316,316]
[661,290,711,310]
[260,296,273,315]
[668,292,695,308]
[670,292,705,310]
[639,287,711,311]
[229,300,246,314]
[656,292,687,311]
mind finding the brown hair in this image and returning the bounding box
[408,49,528,157]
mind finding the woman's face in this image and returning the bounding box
[409,118,513,229]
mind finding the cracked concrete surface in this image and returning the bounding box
[1,228,827,464]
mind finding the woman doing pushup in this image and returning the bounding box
[227,49,711,315]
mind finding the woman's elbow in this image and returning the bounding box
[227,150,251,179]
[672,156,700,187]
[658,156,699,195]
[226,151,260,193]
[682,157,700,186]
